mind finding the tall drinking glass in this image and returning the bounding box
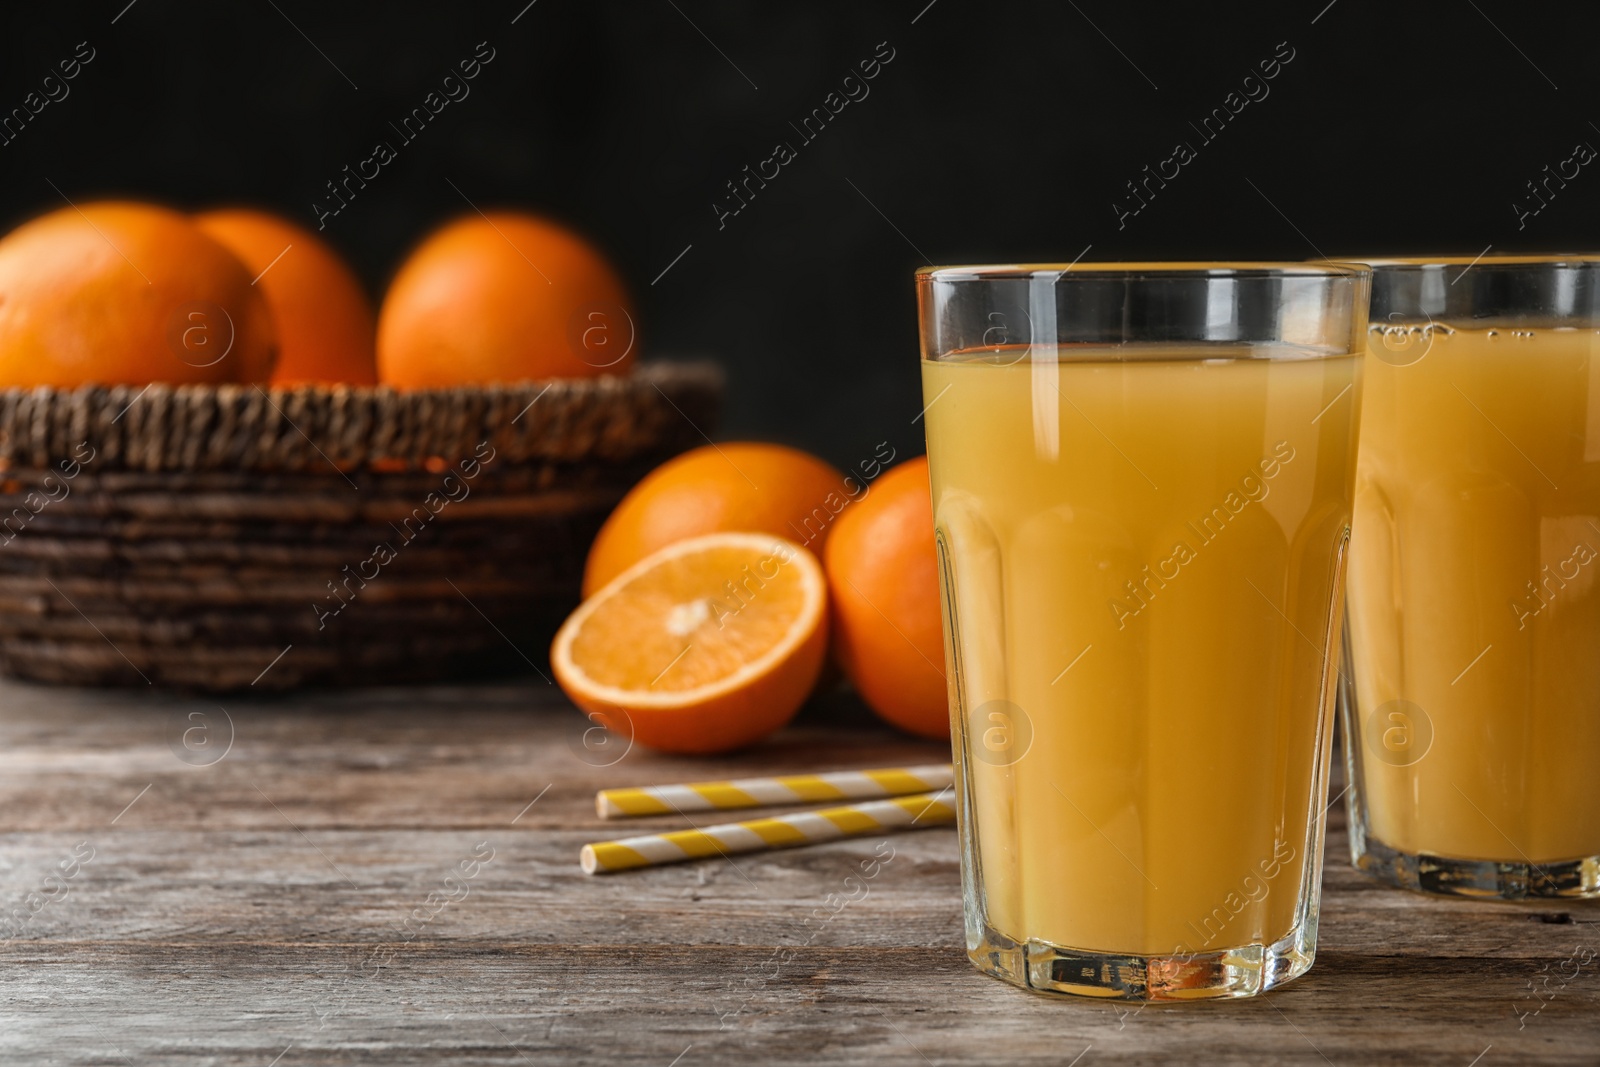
[918,263,1369,1000]
[1343,255,1600,899]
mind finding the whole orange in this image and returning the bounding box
[195,208,376,385]
[376,212,634,388]
[583,442,848,597]
[0,201,277,386]
[824,455,948,740]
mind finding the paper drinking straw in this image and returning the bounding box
[595,764,954,819]
[580,790,956,874]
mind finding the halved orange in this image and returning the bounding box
[551,532,828,754]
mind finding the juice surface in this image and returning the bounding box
[923,348,1361,957]
[1348,325,1600,862]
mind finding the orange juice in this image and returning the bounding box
[1347,324,1600,865]
[923,347,1361,959]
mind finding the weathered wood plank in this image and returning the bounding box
[0,681,951,831]
[0,828,1593,962]
[0,677,1595,1065]
[1,943,1594,1066]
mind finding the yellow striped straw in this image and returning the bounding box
[595,764,953,819]
[580,790,956,875]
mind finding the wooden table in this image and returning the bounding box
[0,678,1594,1066]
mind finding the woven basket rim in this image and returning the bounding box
[0,357,721,401]
[0,359,723,473]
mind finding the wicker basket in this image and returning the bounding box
[0,361,722,691]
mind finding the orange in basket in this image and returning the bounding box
[552,532,828,754]
[196,208,377,386]
[376,211,634,388]
[0,201,277,387]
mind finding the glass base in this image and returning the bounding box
[1352,832,1600,900]
[966,915,1316,1001]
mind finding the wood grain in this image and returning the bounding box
[0,678,1595,1065]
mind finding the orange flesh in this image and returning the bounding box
[568,542,813,694]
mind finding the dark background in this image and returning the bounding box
[2,0,1596,471]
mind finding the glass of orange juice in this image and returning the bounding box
[1343,255,1600,900]
[917,263,1369,999]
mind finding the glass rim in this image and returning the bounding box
[917,261,1369,283]
[1344,254,1600,323]
[1325,253,1600,272]
[917,261,1369,358]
